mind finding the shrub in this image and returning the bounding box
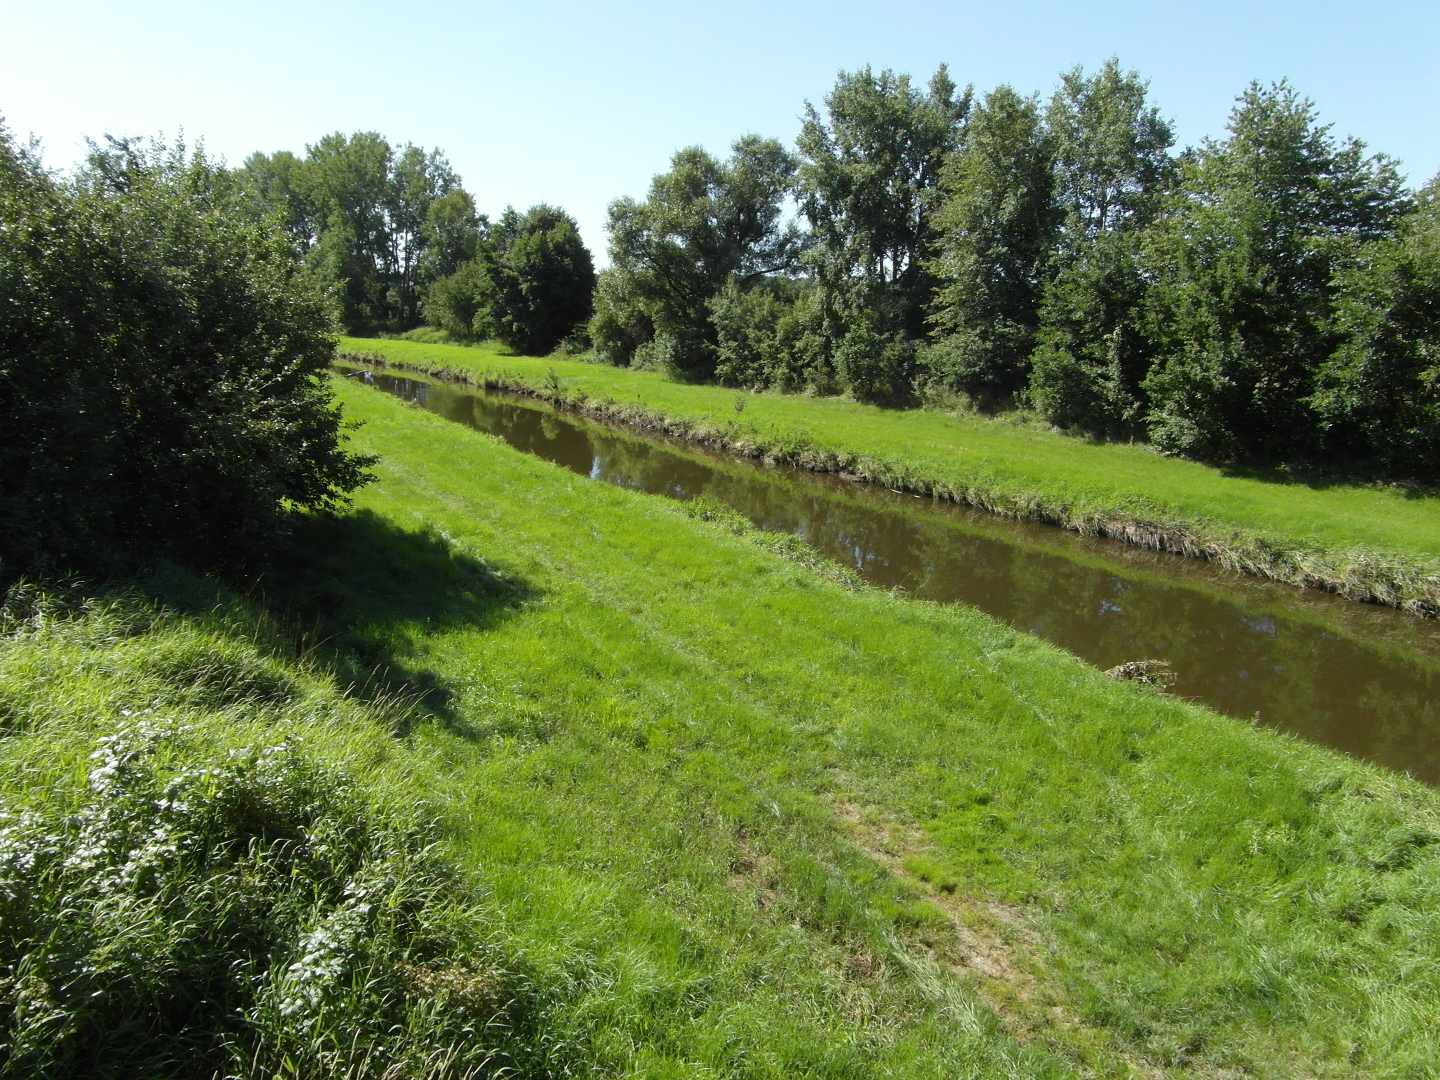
[587,268,653,366]
[834,326,917,403]
[0,127,372,578]
[597,139,801,379]
[484,205,596,356]
[0,714,532,1078]
[426,206,596,357]
[424,260,492,341]
[710,279,821,391]
[1027,233,1152,435]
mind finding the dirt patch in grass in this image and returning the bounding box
[833,800,1182,1078]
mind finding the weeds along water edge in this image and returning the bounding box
[336,349,1440,616]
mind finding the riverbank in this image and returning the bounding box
[339,336,1440,615]
[338,375,1440,1074]
[7,375,1438,1075]
[333,376,1440,1075]
[337,363,1440,783]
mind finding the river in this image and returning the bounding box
[341,364,1440,784]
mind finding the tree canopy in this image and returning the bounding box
[1143,81,1409,461]
[241,133,475,334]
[798,66,969,399]
[590,137,801,378]
[585,62,1440,477]
[482,204,597,355]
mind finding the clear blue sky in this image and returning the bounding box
[3,0,1437,263]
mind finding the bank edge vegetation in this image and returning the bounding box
[4,56,1440,1080]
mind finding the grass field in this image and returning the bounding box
[340,336,1440,613]
[5,374,1440,1077]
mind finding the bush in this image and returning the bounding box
[1027,233,1152,436]
[710,280,820,391]
[0,592,557,1078]
[917,330,1023,407]
[834,327,917,403]
[427,206,595,357]
[587,268,653,366]
[424,260,491,341]
[597,139,801,380]
[0,128,372,578]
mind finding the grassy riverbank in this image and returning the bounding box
[340,336,1440,614]
[6,375,1440,1077]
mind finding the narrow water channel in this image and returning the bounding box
[342,365,1440,785]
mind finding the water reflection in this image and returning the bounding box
[343,366,1440,784]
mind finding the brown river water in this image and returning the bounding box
[342,364,1440,785]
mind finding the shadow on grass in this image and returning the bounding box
[1213,458,1439,497]
[250,509,534,737]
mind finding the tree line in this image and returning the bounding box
[588,61,1440,479]
[240,134,595,356]
[228,65,1440,478]
[5,55,1432,585]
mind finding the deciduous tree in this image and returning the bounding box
[925,85,1055,402]
[798,66,968,399]
[593,137,801,378]
[1312,176,1440,475]
[1027,60,1175,432]
[1143,81,1408,461]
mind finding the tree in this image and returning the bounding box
[924,84,1055,402]
[1311,176,1440,475]
[424,259,491,341]
[1142,81,1408,462]
[0,126,371,577]
[424,205,596,354]
[797,66,969,399]
[483,204,597,355]
[239,133,475,334]
[1027,60,1175,433]
[240,148,315,246]
[592,137,801,377]
[419,188,483,283]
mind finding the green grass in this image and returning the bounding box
[339,335,1440,612]
[6,374,1440,1077]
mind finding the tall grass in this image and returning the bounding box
[0,588,559,1079]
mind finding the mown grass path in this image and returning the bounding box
[322,375,1440,1076]
[341,336,1440,612]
